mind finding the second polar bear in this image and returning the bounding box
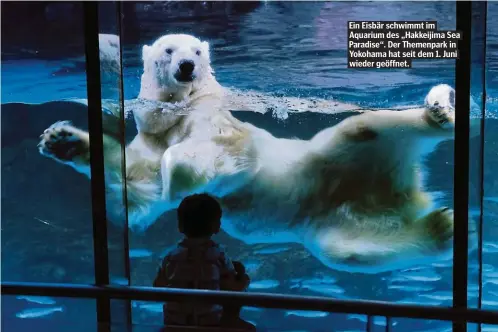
[39,33,466,273]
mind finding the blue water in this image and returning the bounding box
[2,2,498,332]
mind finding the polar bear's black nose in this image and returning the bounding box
[179,60,195,75]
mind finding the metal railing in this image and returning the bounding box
[2,282,498,325]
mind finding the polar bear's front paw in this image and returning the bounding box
[426,104,455,129]
[38,121,89,162]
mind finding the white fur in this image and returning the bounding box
[39,33,471,273]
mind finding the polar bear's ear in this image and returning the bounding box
[142,45,151,61]
[201,41,210,56]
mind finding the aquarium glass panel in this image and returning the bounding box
[97,1,133,327]
[97,0,131,289]
[96,0,492,329]
[115,0,463,309]
[1,2,95,284]
[467,0,487,310]
[1,295,96,332]
[482,1,498,313]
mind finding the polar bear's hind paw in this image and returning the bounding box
[420,206,454,250]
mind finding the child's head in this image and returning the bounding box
[177,193,222,238]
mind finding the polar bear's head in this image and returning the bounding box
[140,34,213,102]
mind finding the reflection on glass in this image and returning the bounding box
[1,2,95,284]
[1,296,96,332]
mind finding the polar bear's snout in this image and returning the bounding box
[175,59,196,83]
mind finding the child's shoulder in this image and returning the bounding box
[208,240,229,255]
[162,243,189,262]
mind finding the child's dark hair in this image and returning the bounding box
[177,193,222,238]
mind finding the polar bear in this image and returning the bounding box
[39,33,465,273]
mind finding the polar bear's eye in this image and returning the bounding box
[165,48,173,55]
[196,50,201,56]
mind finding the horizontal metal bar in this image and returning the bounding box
[2,282,498,324]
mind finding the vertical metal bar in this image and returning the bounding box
[115,0,133,328]
[83,0,111,328]
[476,3,488,332]
[453,1,472,332]
[385,317,392,332]
[366,315,373,332]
